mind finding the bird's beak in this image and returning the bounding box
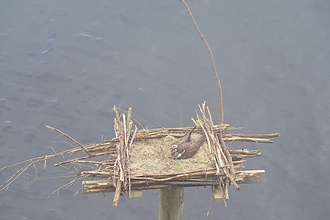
[175,150,185,159]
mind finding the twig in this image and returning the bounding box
[46,175,81,199]
[45,125,92,157]
[206,193,213,217]
[179,0,224,124]
[54,152,110,166]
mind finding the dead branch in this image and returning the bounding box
[179,0,224,124]
[45,125,92,157]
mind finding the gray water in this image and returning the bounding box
[1,0,330,219]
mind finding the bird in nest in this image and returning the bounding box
[171,126,206,159]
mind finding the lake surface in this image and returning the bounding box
[1,0,330,219]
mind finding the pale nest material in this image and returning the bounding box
[129,133,213,175]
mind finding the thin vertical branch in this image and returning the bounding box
[179,0,239,190]
[179,0,224,125]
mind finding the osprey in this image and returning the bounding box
[171,126,206,159]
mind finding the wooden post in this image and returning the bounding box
[159,187,184,220]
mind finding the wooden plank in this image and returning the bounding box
[213,186,224,201]
[82,180,113,194]
[239,170,265,184]
[129,190,143,198]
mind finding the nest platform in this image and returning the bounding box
[0,103,278,206]
[72,104,279,206]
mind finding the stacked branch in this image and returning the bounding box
[112,106,137,206]
[79,105,276,205]
[0,106,279,206]
[194,103,238,202]
[109,126,278,143]
[82,170,265,194]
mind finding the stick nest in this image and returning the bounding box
[0,103,279,206]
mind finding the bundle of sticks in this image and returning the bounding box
[0,104,278,206]
[83,104,278,206]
